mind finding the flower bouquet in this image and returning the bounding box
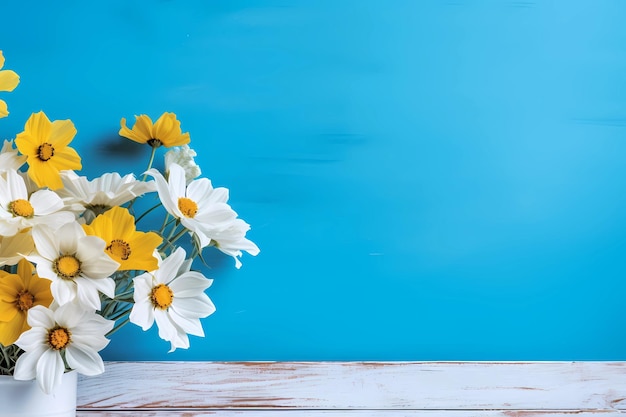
[0,50,259,395]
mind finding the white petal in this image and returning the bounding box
[31,225,60,261]
[132,274,152,302]
[186,178,214,204]
[75,235,106,258]
[80,257,119,279]
[145,168,179,216]
[13,347,47,381]
[73,314,114,336]
[51,280,77,306]
[177,258,193,275]
[180,219,212,248]
[14,327,47,351]
[154,309,188,352]
[71,333,110,352]
[129,302,154,331]
[194,203,237,228]
[169,272,213,297]
[57,222,83,254]
[171,295,216,320]
[0,220,19,237]
[156,247,186,284]
[208,187,230,204]
[54,303,88,329]
[65,344,105,376]
[33,261,57,282]
[92,276,116,299]
[6,169,28,200]
[167,164,187,203]
[29,211,76,229]
[168,308,205,337]
[29,190,65,215]
[36,349,64,394]
[25,305,56,329]
[74,277,105,310]
[240,237,260,256]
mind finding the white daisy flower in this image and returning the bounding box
[26,222,120,310]
[146,163,236,248]
[165,145,201,184]
[57,171,156,222]
[0,139,26,173]
[14,303,113,394]
[129,247,215,352]
[0,169,75,236]
[209,218,260,269]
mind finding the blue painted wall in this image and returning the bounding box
[2,1,626,360]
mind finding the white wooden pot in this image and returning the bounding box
[0,371,77,417]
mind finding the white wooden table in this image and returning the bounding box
[76,362,626,416]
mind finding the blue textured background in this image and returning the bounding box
[2,1,626,360]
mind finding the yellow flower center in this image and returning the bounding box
[178,197,198,218]
[53,255,81,280]
[9,199,34,218]
[106,239,131,261]
[150,284,173,310]
[47,327,71,350]
[15,290,35,311]
[37,143,55,161]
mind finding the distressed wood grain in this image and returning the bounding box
[77,362,626,414]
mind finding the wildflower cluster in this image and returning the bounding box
[0,51,259,394]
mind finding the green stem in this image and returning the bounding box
[106,316,130,338]
[166,219,180,240]
[158,213,171,235]
[142,146,158,181]
[135,203,162,224]
[168,227,188,247]
[108,306,132,322]
[115,288,135,300]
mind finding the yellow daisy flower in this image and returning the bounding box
[0,258,53,346]
[0,51,20,118]
[82,206,163,271]
[14,111,82,190]
[119,112,190,148]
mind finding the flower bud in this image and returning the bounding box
[165,145,201,183]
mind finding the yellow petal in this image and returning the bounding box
[17,258,34,288]
[0,70,19,92]
[0,273,23,300]
[25,112,52,144]
[14,133,38,158]
[106,207,136,239]
[153,112,176,138]
[0,300,18,322]
[0,314,26,346]
[0,51,4,69]
[50,146,82,171]
[154,112,190,147]
[0,100,7,118]
[30,280,53,307]
[49,119,77,148]
[134,114,155,138]
[123,231,162,271]
[84,212,114,241]
[119,115,152,144]
[27,159,63,189]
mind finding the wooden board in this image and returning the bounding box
[76,362,626,416]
